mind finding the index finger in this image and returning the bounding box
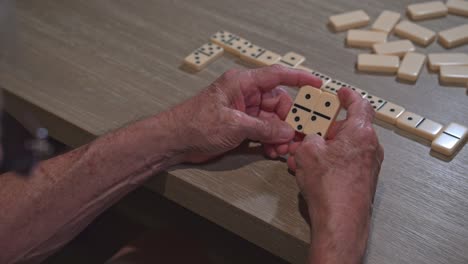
[243,65,323,92]
[337,87,375,124]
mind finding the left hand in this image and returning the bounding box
[167,65,322,163]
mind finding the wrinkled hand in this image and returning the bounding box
[168,65,322,163]
[287,88,384,262]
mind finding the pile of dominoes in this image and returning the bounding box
[182,25,467,157]
[329,0,468,85]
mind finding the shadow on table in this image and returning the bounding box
[173,141,271,172]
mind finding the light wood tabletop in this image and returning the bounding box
[1,0,468,263]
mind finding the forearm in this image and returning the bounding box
[0,111,182,263]
[309,211,370,264]
[307,172,373,264]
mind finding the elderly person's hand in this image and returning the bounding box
[287,88,384,263]
[168,65,322,163]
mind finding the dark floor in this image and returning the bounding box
[43,188,289,264]
[2,112,289,264]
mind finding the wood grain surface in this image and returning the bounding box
[1,1,467,263]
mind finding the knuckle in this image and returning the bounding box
[228,110,243,126]
[210,69,242,95]
[362,100,375,117]
[295,145,308,159]
[297,140,315,156]
[361,125,375,137]
[257,120,274,139]
[356,124,378,145]
[220,69,239,82]
[269,63,287,73]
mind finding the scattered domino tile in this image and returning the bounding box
[407,1,448,21]
[371,10,401,33]
[446,0,468,16]
[304,92,341,138]
[428,53,468,71]
[438,24,468,48]
[397,112,444,140]
[186,30,468,157]
[439,65,468,85]
[286,86,322,133]
[394,21,436,46]
[375,101,406,125]
[364,94,387,110]
[329,10,370,32]
[396,111,425,133]
[347,29,387,48]
[310,71,332,88]
[239,43,265,58]
[183,43,224,71]
[248,50,282,66]
[240,47,282,66]
[357,54,400,74]
[413,118,444,140]
[226,36,252,55]
[431,123,468,156]
[397,52,426,82]
[276,52,305,68]
[210,30,238,49]
[373,40,415,58]
[349,86,369,98]
[322,79,350,94]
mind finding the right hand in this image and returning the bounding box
[287,88,384,262]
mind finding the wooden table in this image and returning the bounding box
[2,1,467,263]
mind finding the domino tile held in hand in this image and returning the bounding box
[304,92,341,138]
[285,86,322,133]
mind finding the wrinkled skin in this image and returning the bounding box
[287,88,384,263]
[167,65,322,163]
[167,64,384,262]
[0,63,384,264]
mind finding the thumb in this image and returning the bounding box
[238,112,295,144]
[294,133,326,165]
[303,133,326,150]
